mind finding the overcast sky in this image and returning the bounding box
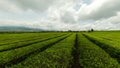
[0,0,120,31]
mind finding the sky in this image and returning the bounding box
[0,0,120,31]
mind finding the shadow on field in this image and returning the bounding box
[71,33,83,68]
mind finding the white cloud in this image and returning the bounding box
[0,0,120,31]
[0,0,21,13]
[82,12,120,30]
[78,0,120,20]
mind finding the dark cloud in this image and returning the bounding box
[14,0,56,12]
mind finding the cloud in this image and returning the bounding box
[78,0,120,20]
[0,0,21,13]
[0,20,27,26]
[0,0,120,31]
[14,0,57,12]
[60,12,76,24]
[0,0,57,12]
[82,12,120,30]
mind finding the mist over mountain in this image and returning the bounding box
[0,26,44,31]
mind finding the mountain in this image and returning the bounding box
[0,26,44,32]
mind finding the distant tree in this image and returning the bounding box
[68,30,72,32]
[91,28,94,32]
[88,28,94,32]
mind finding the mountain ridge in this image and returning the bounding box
[0,26,44,31]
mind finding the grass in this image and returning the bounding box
[0,32,119,68]
[0,33,66,52]
[77,33,119,68]
[0,33,66,45]
[9,33,75,68]
[0,33,70,67]
[83,32,120,63]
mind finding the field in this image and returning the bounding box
[0,32,119,68]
